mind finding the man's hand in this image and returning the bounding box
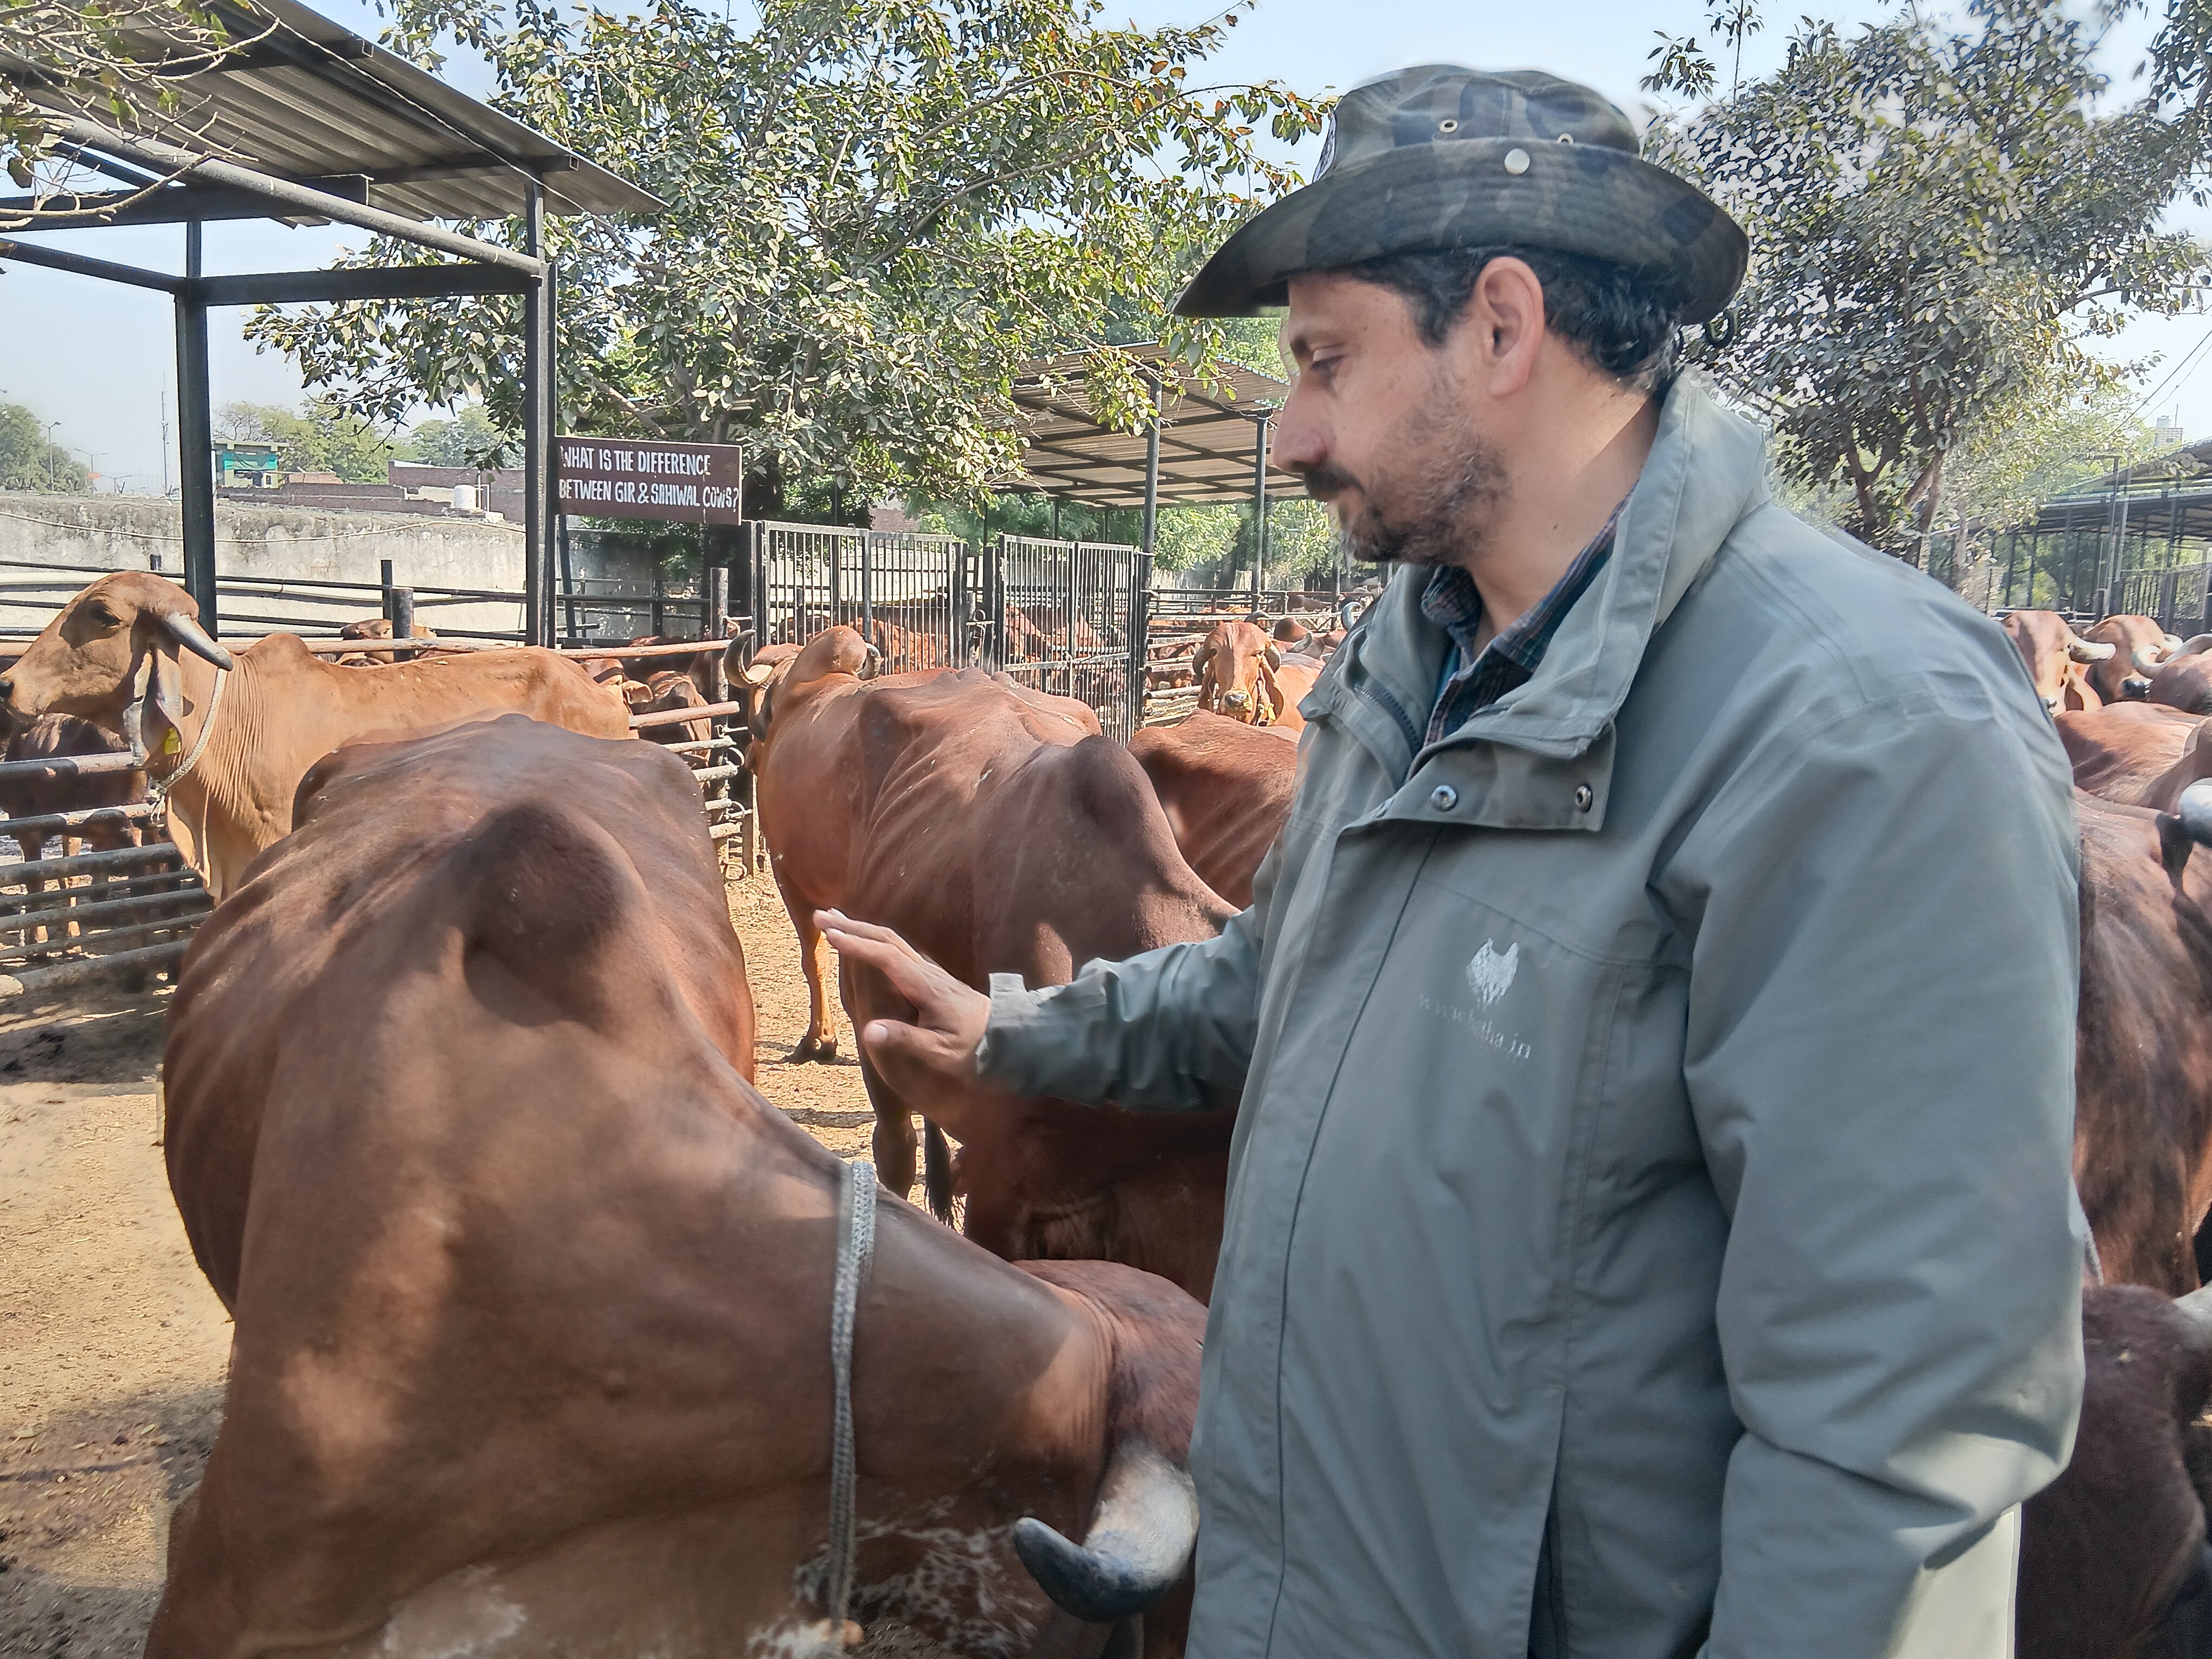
[813,910,993,1111]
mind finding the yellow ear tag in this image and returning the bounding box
[162,726,181,755]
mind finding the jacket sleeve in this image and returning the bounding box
[975,846,1276,1113]
[1677,687,2085,1658]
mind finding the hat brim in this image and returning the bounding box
[1174,138,1746,325]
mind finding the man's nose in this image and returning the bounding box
[1271,384,1327,476]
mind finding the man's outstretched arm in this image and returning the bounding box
[818,857,1271,1115]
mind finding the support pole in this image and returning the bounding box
[1141,374,1161,562]
[390,588,416,654]
[1251,412,1270,616]
[174,221,216,630]
[558,514,578,644]
[521,183,555,648]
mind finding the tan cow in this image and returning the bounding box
[152,717,1203,1659]
[1191,620,1322,733]
[0,573,627,899]
[335,614,439,666]
[2001,609,2115,714]
[2083,612,2185,704]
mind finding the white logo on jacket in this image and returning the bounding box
[1467,940,1520,1006]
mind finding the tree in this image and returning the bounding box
[214,397,397,483]
[400,404,510,469]
[0,0,270,225]
[1648,0,2208,556]
[245,0,1324,520]
[0,402,91,492]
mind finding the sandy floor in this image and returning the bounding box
[0,872,876,1656]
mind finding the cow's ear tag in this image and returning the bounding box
[162,725,182,755]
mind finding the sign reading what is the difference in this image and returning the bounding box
[555,437,743,525]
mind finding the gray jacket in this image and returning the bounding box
[982,377,2085,1659]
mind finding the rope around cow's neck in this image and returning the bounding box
[824,1156,878,1647]
[149,664,230,805]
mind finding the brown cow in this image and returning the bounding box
[1191,621,1323,732]
[2018,1284,2212,1659]
[2084,613,2185,704]
[0,713,149,951]
[152,716,1201,1659]
[2150,635,2212,716]
[0,573,628,899]
[2074,787,2212,1293]
[335,614,439,666]
[635,667,712,758]
[1127,711,1297,909]
[2003,610,2115,714]
[753,628,1237,1297]
[2060,702,2210,811]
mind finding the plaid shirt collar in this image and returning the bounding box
[1420,498,1626,746]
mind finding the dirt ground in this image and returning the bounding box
[0,871,877,1656]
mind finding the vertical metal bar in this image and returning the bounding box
[650,562,666,638]
[175,221,217,629]
[390,588,415,655]
[558,514,578,644]
[989,534,1008,670]
[1142,374,1161,559]
[861,533,874,643]
[521,182,553,648]
[1128,545,1149,738]
[1251,413,1269,614]
[706,564,730,703]
[380,557,396,625]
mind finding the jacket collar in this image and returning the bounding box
[1319,375,1770,786]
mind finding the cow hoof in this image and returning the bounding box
[789,1036,838,1064]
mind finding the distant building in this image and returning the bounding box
[2157,414,2187,451]
[213,441,284,489]
[212,458,525,522]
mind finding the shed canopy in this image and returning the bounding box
[1001,344,1306,508]
[3,0,658,220]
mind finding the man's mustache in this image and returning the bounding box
[1293,462,1359,502]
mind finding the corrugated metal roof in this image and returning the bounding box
[1001,344,1306,509]
[4,0,659,220]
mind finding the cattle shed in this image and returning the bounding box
[0,0,662,647]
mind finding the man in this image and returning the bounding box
[822,66,2084,1658]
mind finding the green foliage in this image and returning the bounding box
[248,0,1324,521]
[0,0,264,216]
[1650,0,2208,554]
[215,397,397,483]
[400,404,511,469]
[0,402,90,492]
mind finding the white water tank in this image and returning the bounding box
[451,484,478,513]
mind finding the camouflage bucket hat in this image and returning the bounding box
[1175,65,1747,324]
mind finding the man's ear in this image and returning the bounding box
[1468,255,1549,395]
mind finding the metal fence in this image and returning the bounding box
[985,536,1149,741]
[749,523,975,674]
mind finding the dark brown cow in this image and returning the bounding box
[2060,703,2210,811]
[753,628,1237,1298]
[2085,613,2185,704]
[0,713,149,951]
[635,667,712,758]
[2018,1284,2212,1659]
[152,716,1201,1659]
[1127,711,1297,909]
[2074,788,2212,1293]
[2003,610,2115,714]
[0,573,627,898]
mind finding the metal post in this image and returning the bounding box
[706,564,730,702]
[174,221,216,629]
[391,587,415,654]
[1141,374,1161,560]
[650,563,666,638]
[1251,412,1270,615]
[380,557,396,625]
[521,182,554,648]
[558,514,578,644]
[861,532,873,643]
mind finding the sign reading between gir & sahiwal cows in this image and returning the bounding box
[556,438,744,525]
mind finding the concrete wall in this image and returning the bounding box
[0,493,662,640]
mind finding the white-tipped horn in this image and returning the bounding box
[2069,639,2118,663]
[2136,645,2167,672]
[2179,779,2212,846]
[1013,1442,1198,1625]
[162,612,233,671]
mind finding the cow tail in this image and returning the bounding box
[923,1119,955,1223]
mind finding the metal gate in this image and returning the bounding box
[987,536,1149,740]
[750,522,973,674]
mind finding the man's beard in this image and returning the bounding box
[1295,382,1504,567]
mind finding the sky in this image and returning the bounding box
[2,0,2204,492]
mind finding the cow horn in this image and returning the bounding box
[2166,634,2186,655]
[859,643,882,680]
[162,612,233,671]
[1012,1441,1198,1624]
[2179,780,2212,846]
[2136,646,2167,673]
[2183,635,2212,658]
[2171,1283,2212,1358]
[2069,639,2117,663]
